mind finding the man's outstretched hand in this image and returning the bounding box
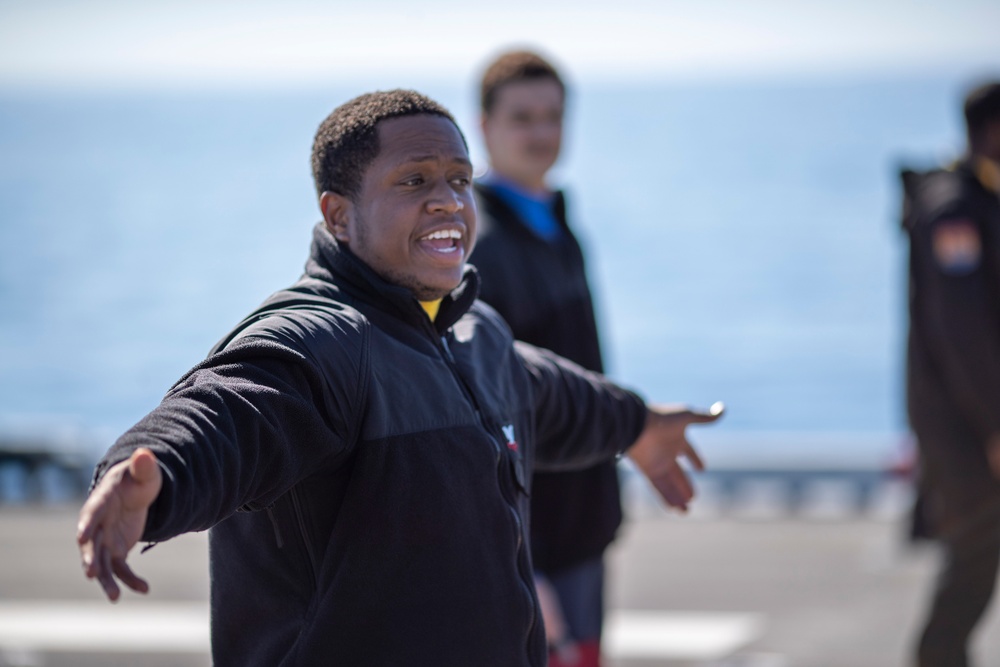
[627,402,724,512]
[77,447,162,601]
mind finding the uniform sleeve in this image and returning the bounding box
[514,340,647,471]
[91,310,367,542]
[911,212,1000,441]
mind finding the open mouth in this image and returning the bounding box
[418,228,463,255]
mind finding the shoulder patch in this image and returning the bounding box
[932,218,981,275]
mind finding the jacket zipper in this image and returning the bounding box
[438,335,495,453]
[436,330,537,651]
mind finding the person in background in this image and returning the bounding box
[76,88,722,667]
[901,80,1000,667]
[470,49,620,666]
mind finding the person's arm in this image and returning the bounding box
[533,574,580,662]
[77,311,365,600]
[515,341,722,510]
[515,341,646,469]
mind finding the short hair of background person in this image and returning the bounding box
[311,89,466,200]
[480,50,566,115]
[963,81,1000,151]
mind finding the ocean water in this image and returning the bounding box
[0,75,972,465]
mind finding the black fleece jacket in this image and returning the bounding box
[93,223,647,666]
[472,182,623,573]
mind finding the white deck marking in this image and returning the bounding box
[604,609,764,660]
[0,602,762,659]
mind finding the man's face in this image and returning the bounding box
[481,78,564,189]
[322,114,476,301]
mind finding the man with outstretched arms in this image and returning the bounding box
[77,89,722,667]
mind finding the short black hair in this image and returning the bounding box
[963,80,1000,144]
[480,50,565,115]
[311,89,464,200]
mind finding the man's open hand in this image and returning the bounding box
[626,402,723,512]
[76,447,162,601]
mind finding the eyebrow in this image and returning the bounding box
[402,154,473,168]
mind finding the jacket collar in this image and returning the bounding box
[304,222,480,334]
[474,181,568,238]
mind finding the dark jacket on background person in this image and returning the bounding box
[472,182,623,574]
[91,223,648,667]
[901,159,1000,533]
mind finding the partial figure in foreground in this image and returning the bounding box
[470,49,624,666]
[901,80,1000,667]
[77,89,722,667]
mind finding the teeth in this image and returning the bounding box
[422,229,462,240]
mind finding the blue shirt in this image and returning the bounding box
[482,175,563,243]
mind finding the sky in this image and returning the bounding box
[1,0,999,90]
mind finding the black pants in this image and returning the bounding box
[917,502,1000,667]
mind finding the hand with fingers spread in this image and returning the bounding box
[76,447,163,601]
[626,402,724,512]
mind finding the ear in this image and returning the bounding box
[319,191,353,244]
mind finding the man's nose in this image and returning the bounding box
[427,181,464,213]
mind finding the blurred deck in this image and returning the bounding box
[2,487,1000,666]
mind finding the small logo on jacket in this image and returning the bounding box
[502,424,518,452]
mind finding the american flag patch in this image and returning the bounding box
[932,218,981,275]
